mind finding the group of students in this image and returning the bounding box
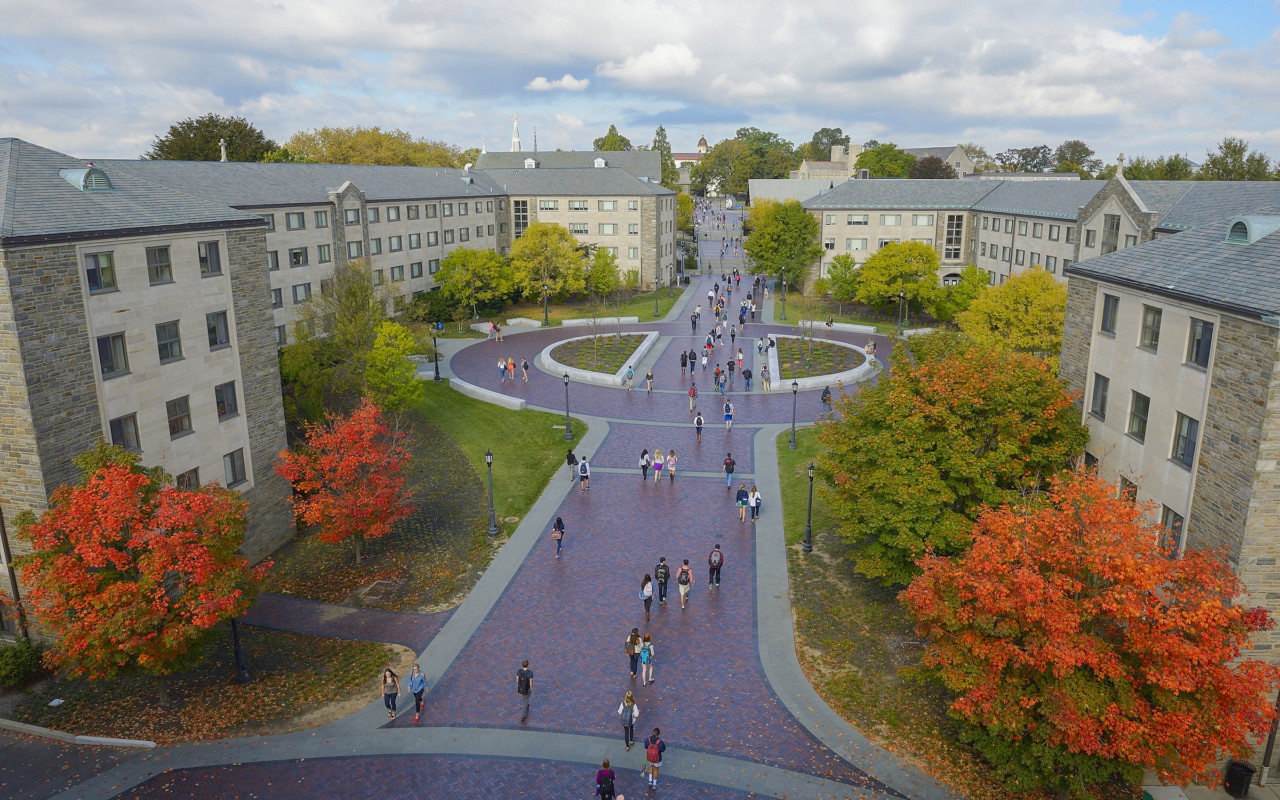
[637,448,677,484]
[497,356,529,384]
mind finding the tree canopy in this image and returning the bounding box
[366,321,426,416]
[436,248,514,318]
[853,240,939,313]
[742,200,823,290]
[909,155,958,179]
[854,143,916,178]
[928,264,989,323]
[144,113,277,161]
[902,470,1280,794]
[798,127,851,162]
[593,124,633,152]
[960,142,996,172]
[995,144,1053,172]
[818,332,1088,585]
[956,267,1067,363]
[284,126,464,167]
[1198,136,1275,180]
[508,222,587,300]
[676,192,694,236]
[826,253,860,313]
[652,126,679,189]
[1053,139,1101,176]
[1123,153,1196,180]
[690,128,798,196]
[587,247,622,298]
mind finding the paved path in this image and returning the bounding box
[50,200,955,800]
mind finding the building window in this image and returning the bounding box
[344,208,360,225]
[1099,214,1120,255]
[459,228,470,242]
[409,233,421,249]
[626,223,638,235]
[85,252,117,292]
[1004,219,1014,234]
[391,265,404,282]
[146,246,173,285]
[367,207,380,223]
[823,238,835,250]
[428,259,440,275]
[1084,229,1097,248]
[374,269,385,285]
[155,321,183,363]
[407,205,420,220]
[944,214,963,259]
[386,206,400,222]
[846,238,867,251]
[499,223,507,234]
[848,214,868,225]
[1100,294,1119,334]
[981,216,989,230]
[1018,220,1028,236]
[1030,252,1040,266]
[427,231,439,247]
[215,381,238,419]
[292,283,312,303]
[1002,246,1011,262]
[1015,249,1025,266]
[569,200,588,211]
[289,247,308,267]
[175,468,199,491]
[109,413,140,451]
[1161,506,1185,553]
[1186,319,1214,368]
[1171,413,1199,468]
[442,203,453,217]
[207,311,230,349]
[425,204,438,218]
[1127,391,1151,442]
[267,251,280,271]
[627,200,639,211]
[628,247,639,259]
[285,212,305,230]
[458,203,468,217]
[443,229,454,244]
[488,224,495,236]
[369,238,382,255]
[224,449,247,487]
[598,224,618,235]
[347,241,363,259]
[475,202,483,213]
[880,214,901,226]
[199,241,222,276]
[167,396,193,438]
[1140,305,1162,350]
[912,214,934,227]
[878,238,900,248]
[1032,222,1043,238]
[1045,255,1058,272]
[980,243,987,256]
[388,235,403,252]
[513,200,529,237]
[1066,227,1076,244]
[539,200,559,211]
[1119,476,1137,502]
[475,226,483,238]
[318,244,331,263]
[569,223,588,235]
[275,325,286,345]
[1124,234,1137,248]
[272,288,283,308]
[1048,224,1061,241]
[315,209,329,228]
[1063,258,1073,269]
[410,261,423,278]
[487,201,494,213]
[261,214,275,232]
[1090,374,1109,420]
[599,200,618,211]
[825,214,836,226]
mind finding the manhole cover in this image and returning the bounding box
[505,516,519,523]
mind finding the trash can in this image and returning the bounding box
[1226,760,1257,798]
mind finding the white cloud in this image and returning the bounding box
[555,112,584,129]
[597,43,701,87]
[525,74,590,92]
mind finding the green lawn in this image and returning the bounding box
[504,288,684,326]
[419,381,586,532]
[776,294,897,334]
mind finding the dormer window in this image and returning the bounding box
[1225,215,1280,245]
[523,158,538,169]
[59,167,112,192]
[594,157,607,168]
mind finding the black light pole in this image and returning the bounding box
[654,259,661,318]
[897,289,906,336]
[790,380,799,450]
[230,618,251,683]
[780,276,788,321]
[803,462,815,554]
[485,450,499,537]
[542,282,550,327]
[562,373,573,441]
[432,325,442,382]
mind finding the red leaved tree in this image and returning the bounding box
[275,397,413,564]
[16,443,267,704]
[901,469,1280,795]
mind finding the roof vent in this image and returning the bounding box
[594,157,606,168]
[1225,215,1280,246]
[461,175,473,184]
[523,157,538,169]
[59,166,112,192]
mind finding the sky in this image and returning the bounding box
[1,0,1278,163]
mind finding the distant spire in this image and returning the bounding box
[481,138,487,155]
[534,128,538,155]
[511,114,521,152]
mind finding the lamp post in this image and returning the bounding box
[485,450,499,537]
[230,618,251,683]
[803,462,815,554]
[431,323,442,382]
[654,261,661,318]
[562,373,573,441]
[897,289,906,336]
[790,380,799,450]
[780,276,788,321]
[542,281,550,327]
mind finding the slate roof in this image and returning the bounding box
[1128,180,1280,231]
[0,139,264,247]
[749,179,835,205]
[480,167,673,197]
[803,179,997,210]
[100,159,504,209]
[903,146,959,161]
[474,150,662,181]
[972,180,1108,219]
[1065,217,1280,319]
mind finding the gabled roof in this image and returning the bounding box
[1127,181,1280,231]
[803,179,997,210]
[100,159,504,209]
[0,138,264,247]
[903,146,960,161]
[1065,216,1280,319]
[474,150,661,181]
[480,167,673,197]
[749,179,835,205]
[972,180,1108,219]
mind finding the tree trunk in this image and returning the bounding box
[157,674,170,708]
[355,536,363,565]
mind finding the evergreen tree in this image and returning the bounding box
[652,125,679,189]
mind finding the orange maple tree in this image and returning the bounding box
[901,470,1280,794]
[275,397,413,564]
[16,444,266,700]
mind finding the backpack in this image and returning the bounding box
[677,568,690,586]
[710,549,722,567]
[690,387,696,397]
[724,403,732,415]
[517,671,531,694]
[725,458,735,474]
[639,644,652,664]
[655,564,669,583]
[598,772,615,799]
[646,739,662,763]
[579,462,589,476]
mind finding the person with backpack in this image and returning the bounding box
[566,449,578,485]
[515,659,533,721]
[675,559,695,610]
[654,557,671,605]
[598,756,619,797]
[521,357,530,381]
[618,689,641,753]
[639,574,654,622]
[625,365,635,392]
[727,358,735,386]
[638,633,656,686]
[688,382,698,412]
[694,412,704,443]
[644,728,667,788]
[680,350,688,375]
[578,458,591,493]
[742,366,753,391]
[550,516,565,558]
[639,449,651,483]
[722,452,736,488]
[724,400,734,431]
[761,364,771,391]
[736,484,749,522]
[708,544,724,588]
[625,627,643,678]
[748,486,762,522]
[688,348,697,374]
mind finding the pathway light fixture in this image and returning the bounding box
[485,450,499,537]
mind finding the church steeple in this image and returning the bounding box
[511,114,521,152]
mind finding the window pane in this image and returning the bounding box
[1140,305,1162,350]
[109,414,140,451]
[1127,392,1150,441]
[167,396,192,437]
[1187,319,1213,367]
[1090,374,1109,419]
[198,241,222,275]
[156,321,183,362]
[146,247,172,284]
[207,311,230,348]
[215,381,238,418]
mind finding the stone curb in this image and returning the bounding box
[448,378,527,410]
[763,334,880,392]
[798,319,878,335]
[562,316,639,327]
[902,327,936,338]
[537,331,661,388]
[0,717,155,748]
[505,317,542,328]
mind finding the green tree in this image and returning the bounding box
[1053,139,1101,175]
[818,332,1088,585]
[855,143,917,178]
[260,146,316,163]
[826,253,861,314]
[676,192,695,236]
[593,124,633,152]
[691,139,759,197]
[1198,137,1274,180]
[960,142,996,172]
[928,264,989,323]
[144,114,277,161]
[436,248,513,317]
[587,247,622,298]
[366,321,425,416]
[995,145,1053,172]
[798,127,851,161]
[1123,154,1195,180]
[743,200,823,290]
[854,241,939,314]
[956,267,1067,362]
[284,126,463,166]
[652,126,679,189]
[909,156,958,179]
[509,222,587,300]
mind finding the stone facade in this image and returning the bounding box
[1072,177,1158,262]
[226,228,294,561]
[1057,276,1097,411]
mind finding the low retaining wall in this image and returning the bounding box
[0,717,156,748]
[450,378,526,410]
[561,316,640,328]
[505,317,542,328]
[798,319,879,335]
[765,334,880,391]
[538,331,660,388]
[902,327,936,338]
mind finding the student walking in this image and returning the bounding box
[654,557,670,605]
[653,448,665,482]
[551,516,565,557]
[742,366,753,390]
[737,348,744,369]
[578,458,591,493]
[618,693,640,752]
[680,350,688,374]
[639,449,651,482]
[708,543,724,588]
[639,633,655,686]
[407,664,429,724]
[675,559,695,609]
[498,357,507,383]
[749,486,762,521]
[625,365,635,392]
[724,400,734,431]
[689,383,698,412]
[666,450,677,483]
[736,484,749,522]
[521,357,530,381]
[598,757,620,797]
[688,348,697,373]
[727,359,735,386]
[645,369,654,394]
[626,627,643,678]
[722,452,736,488]
[761,365,772,391]
[566,449,579,484]
[644,729,667,788]
[694,412,704,443]
[382,667,400,719]
[640,574,654,622]
[507,358,516,383]
[516,659,533,721]
[701,350,708,370]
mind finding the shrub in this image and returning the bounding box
[624,270,640,290]
[0,639,44,688]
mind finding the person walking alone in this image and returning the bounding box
[382,667,400,719]
[680,350,688,375]
[694,411,704,443]
[566,449,579,484]
[722,452,736,488]
[516,659,533,721]
[675,559,695,609]
[551,516,566,558]
[598,757,619,798]
[625,627,643,678]
[618,693,640,752]
[644,728,667,788]
[761,364,771,391]
[645,368,654,394]
[407,664,429,724]
[654,557,670,606]
[708,543,724,588]
[640,574,654,622]
[724,400,734,431]
[625,365,635,392]
[578,458,591,493]
[666,449,677,484]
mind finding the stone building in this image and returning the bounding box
[969,180,1107,284]
[1060,214,1280,654]
[0,139,292,632]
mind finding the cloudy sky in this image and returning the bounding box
[2,0,1278,163]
